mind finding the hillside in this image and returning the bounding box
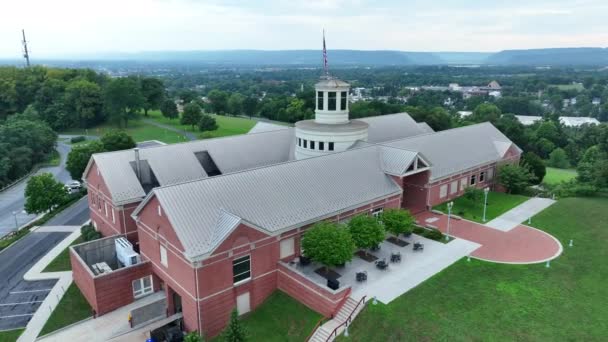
[486,48,608,66]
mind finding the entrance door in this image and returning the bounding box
[173,291,182,314]
[236,292,251,315]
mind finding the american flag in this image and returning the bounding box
[323,30,328,75]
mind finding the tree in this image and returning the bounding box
[100,130,136,151]
[0,118,57,163]
[181,103,203,130]
[222,309,246,342]
[103,77,144,128]
[301,221,354,270]
[64,79,104,128]
[242,96,258,118]
[348,215,385,255]
[536,121,559,143]
[463,187,484,202]
[522,152,546,184]
[379,208,415,236]
[198,114,218,133]
[207,89,229,114]
[227,93,244,116]
[24,173,67,214]
[497,164,535,194]
[66,140,105,180]
[471,103,501,123]
[184,331,205,342]
[160,99,179,120]
[549,148,570,169]
[535,138,556,158]
[140,77,165,116]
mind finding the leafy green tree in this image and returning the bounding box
[0,118,57,162]
[160,99,179,120]
[463,187,484,202]
[207,89,229,114]
[380,208,414,236]
[24,173,67,214]
[495,114,526,148]
[348,215,385,255]
[64,79,104,128]
[101,130,136,151]
[522,152,546,184]
[66,140,105,180]
[0,77,18,120]
[222,309,247,342]
[549,148,570,169]
[181,103,203,130]
[242,96,258,118]
[535,138,556,158]
[471,103,501,123]
[301,221,354,270]
[184,331,205,342]
[103,77,144,128]
[536,121,559,143]
[227,93,244,116]
[497,164,535,194]
[198,114,218,133]
[140,77,165,116]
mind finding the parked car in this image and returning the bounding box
[65,180,82,193]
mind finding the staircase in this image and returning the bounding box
[308,296,366,342]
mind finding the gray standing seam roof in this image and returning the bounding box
[359,113,430,143]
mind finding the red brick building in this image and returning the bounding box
[71,77,521,338]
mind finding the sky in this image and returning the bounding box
[0,0,606,58]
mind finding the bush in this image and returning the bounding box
[554,181,598,198]
[413,226,425,235]
[422,228,444,241]
[81,224,101,241]
[70,136,86,143]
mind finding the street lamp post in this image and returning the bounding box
[482,187,490,222]
[446,201,453,241]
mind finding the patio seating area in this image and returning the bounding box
[285,233,480,304]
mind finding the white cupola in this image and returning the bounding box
[314,77,351,124]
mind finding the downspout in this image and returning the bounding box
[195,263,202,333]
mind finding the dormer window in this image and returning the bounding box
[328,92,337,111]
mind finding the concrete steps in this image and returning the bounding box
[308,297,366,342]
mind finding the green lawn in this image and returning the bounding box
[42,237,83,273]
[39,283,92,336]
[434,191,528,223]
[544,167,578,185]
[0,329,23,342]
[60,118,188,144]
[147,110,256,139]
[42,149,61,167]
[339,197,608,341]
[212,291,322,342]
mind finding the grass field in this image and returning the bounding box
[434,191,528,223]
[60,119,188,144]
[42,236,83,273]
[212,291,322,342]
[339,196,608,341]
[147,110,256,139]
[544,167,578,185]
[0,329,23,342]
[39,283,92,336]
[555,83,584,91]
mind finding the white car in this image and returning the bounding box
[65,181,82,193]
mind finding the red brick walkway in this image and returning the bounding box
[415,212,563,264]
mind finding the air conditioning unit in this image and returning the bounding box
[115,237,141,267]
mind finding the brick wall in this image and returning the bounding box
[70,248,98,314]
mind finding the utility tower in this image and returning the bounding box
[22,29,30,67]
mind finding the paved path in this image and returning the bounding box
[485,197,556,232]
[141,118,198,141]
[416,212,563,264]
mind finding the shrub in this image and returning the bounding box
[70,136,86,143]
[413,226,425,235]
[554,180,598,198]
[81,224,101,241]
[422,228,444,241]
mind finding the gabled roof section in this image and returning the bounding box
[359,113,430,143]
[143,145,402,261]
[248,121,289,134]
[379,147,418,176]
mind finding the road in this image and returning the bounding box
[0,198,90,332]
[0,139,73,237]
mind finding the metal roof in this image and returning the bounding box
[359,113,430,143]
[247,121,289,134]
[138,145,403,260]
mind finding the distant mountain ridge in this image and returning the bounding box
[486,48,608,66]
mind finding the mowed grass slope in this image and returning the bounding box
[39,283,92,336]
[543,167,577,185]
[60,118,188,144]
[434,191,528,223]
[147,110,256,139]
[0,329,23,342]
[339,197,608,341]
[43,237,83,273]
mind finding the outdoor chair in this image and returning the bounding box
[299,255,311,266]
[390,252,402,263]
[413,242,424,251]
[375,259,388,270]
[327,278,340,290]
[356,271,368,282]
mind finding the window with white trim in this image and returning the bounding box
[160,245,168,267]
[487,168,494,180]
[479,171,485,183]
[450,181,458,195]
[104,202,108,217]
[233,255,251,284]
[470,174,476,185]
[132,276,153,298]
[157,205,162,217]
[319,141,324,151]
[280,238,295,259]
[460,178,467,191]
[439,184,448,198]
[111,208,115,223]
[371,207,384,218]
[328,142,334,151]
[310,141,315,150]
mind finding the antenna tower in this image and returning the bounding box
[22,29,30,67]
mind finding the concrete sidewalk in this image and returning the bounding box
[17,226,81,342]
[485,197,555,232]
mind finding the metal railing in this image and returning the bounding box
[325,295,367,341]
